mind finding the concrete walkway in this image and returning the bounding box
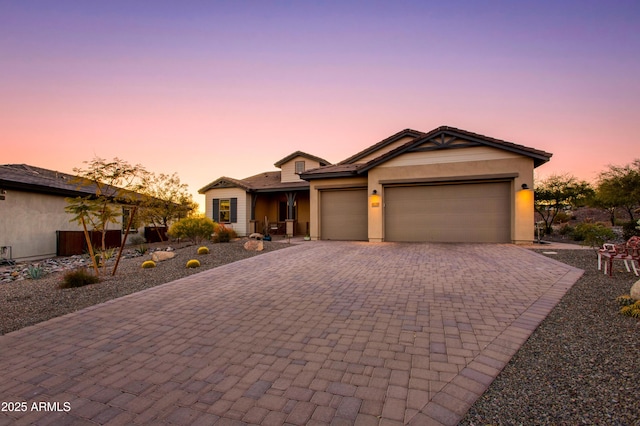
[0,242,583,425]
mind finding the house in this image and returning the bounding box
[0,164,142,261]
[199,152,331,237]
[199,126,552,243]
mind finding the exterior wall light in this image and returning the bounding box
[521,183,529,190]
[370,189,380,208]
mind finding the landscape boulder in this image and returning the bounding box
[244,240,264,252]
[151,251,176,262]
[631,279,640,300]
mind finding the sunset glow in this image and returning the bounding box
[2,1,639,210]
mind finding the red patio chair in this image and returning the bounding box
[601,236,640,277]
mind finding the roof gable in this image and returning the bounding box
[339,129,426,165]
[274,151,331,168]
[359,126,551,171]
[300,126,552,180]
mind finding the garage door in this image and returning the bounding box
[320,189,368,241]
[385,182,511,243]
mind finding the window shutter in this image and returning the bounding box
[230,198,237,223]
[212,199,220,222]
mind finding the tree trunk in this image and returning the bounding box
[81,217,100,276]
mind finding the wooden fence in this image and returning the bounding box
[56,230,122,256]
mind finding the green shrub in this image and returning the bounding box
[621,220,640,240]
[168,217,215,244]
[186,259,201,268]
[141,260,156,269]
[59,269,100,289]
[571,222,616,247]
[197,246,210,255]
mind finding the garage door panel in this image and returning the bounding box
[321,189,368,241]
[385,182,510,243]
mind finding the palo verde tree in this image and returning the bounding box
[595,159,640,222]
[137,172,197,241]
[65,157,146,276]
[534,173,594,234]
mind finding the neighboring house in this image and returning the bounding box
[0,164,141,261]
[199,152,331,237]
[199,126,551,243]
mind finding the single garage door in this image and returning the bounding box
[320,189,368,241]
[385,181,511,243]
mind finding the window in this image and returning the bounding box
[219,199,230,222]
[295,161,305,174]
[213,198,237,223]
[279,200,297,221]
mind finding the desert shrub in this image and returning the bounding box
[571,222,616,247]
[197,246,210,255]
[129,234,146,245]
[60,269,100,289]
[557,223,574,236]
[186,259,201,268]
[168,217,215,244]
[27,265,44,280]
[141,260,156,269]
[553,211,573,224]
[213,224,237,243]
[135,244,148,255]
[621,220,640,240]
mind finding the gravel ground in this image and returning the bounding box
[461,249,640,426]
[0,239,290,335]
[2,243,639,424]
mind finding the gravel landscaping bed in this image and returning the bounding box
[0,239,290,335]
[461,249,640,426]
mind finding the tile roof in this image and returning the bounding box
[301,126,552,180]
[198,171,309,194]
[0,164,98,197]
[273,151,332,168]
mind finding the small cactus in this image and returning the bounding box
[141,260,156,269]
[186,259,201,268]
[197,246,210,255]
[616,294,635,306]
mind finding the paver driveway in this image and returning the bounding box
[0,242,582,425]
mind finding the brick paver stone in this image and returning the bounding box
[0,242,581,425]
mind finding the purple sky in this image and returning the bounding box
[2,1,639,210]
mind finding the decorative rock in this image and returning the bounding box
[631,279,640,300]
[151,251,176,262]
[249,233,264,240]
[243,240,264,252]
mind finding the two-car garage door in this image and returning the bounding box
[384,181,511,243]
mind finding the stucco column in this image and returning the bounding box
[368,183,383,242]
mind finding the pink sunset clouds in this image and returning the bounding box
[1,1,638,210]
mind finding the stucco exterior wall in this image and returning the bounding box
[0,190,125,261]
[367,149,535,243]
[308,177,368,240]
[354,136,415,163]
[280,156,324,183]
[203,187,250,236]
